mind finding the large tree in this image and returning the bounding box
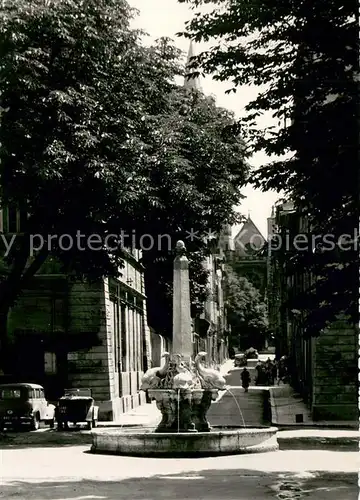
[142,86,249,336]
[179,0,358,335]
[0,0,248,367]
[224,266,268,351]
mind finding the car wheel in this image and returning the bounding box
[30,414,40,431]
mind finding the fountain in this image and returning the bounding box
[91,241,278,457]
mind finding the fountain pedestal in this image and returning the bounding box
[149,388,218,433]
[141,241,226,433]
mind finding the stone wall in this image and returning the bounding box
[66,281,112,409]
[66,279,146,421]
[67,281,102,334]
[312,318,358,421]
[6,272,150,420]
[8,276,67,334]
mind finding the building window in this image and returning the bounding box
[44,352,57,374]
[112,299,121,372]
[132,307,136,372]
[110,276,145,375]
[52,298,65,331]
[109,281,118,297]
[121,303,127,372]
[110,280,128,373]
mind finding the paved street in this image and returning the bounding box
[0,442,358,499]
[0,360,357,499]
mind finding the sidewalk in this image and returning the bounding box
[277,429,359,451]
[97,401,161,428]
[269,384,358,429]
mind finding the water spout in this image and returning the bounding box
[225,388,246,428]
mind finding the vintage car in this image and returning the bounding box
[0,383,56,431]
[234,353,247,367]
[56,388,99,430]
[245,347,259,359]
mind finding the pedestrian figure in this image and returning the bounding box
[265,365,270,386]
[255,361,263,386]
[271,361,277,386]
[241,367,251,392]
[278,356,287,385]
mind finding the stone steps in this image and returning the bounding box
[207,388,269,428]
[225,367,274,387]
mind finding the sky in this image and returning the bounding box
[129,0,281,238]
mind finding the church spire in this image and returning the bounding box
[184,41,202,91]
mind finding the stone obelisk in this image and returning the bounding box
[172,240,192,364]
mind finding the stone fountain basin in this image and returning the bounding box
[90,426,279,457]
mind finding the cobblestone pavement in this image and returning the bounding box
[0,440,358,500]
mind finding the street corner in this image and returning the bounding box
[277,429,360,452]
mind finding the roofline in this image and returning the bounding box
[234,216,266,242]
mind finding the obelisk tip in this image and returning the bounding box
[175,240,186,253]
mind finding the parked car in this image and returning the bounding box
[56,388,99,431]
[245,347,259,359]
[234,353,247,367]
[0,383,56,431]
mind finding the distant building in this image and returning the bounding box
[232,215,267,299]
[0,205,151,420]
[194,225,231,365]
[266,201,296,357]
[184,41,202,92]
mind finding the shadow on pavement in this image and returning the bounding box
[1,470,358,500]
[0,429,92,449]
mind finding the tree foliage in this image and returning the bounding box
[142,86,249,336]
[224,266,268,351]
[0,0,249,357]
[179,0,358,333]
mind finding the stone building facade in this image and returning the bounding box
[267,202,358,421]
[196,248,228,365]
[2,227,151,419]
